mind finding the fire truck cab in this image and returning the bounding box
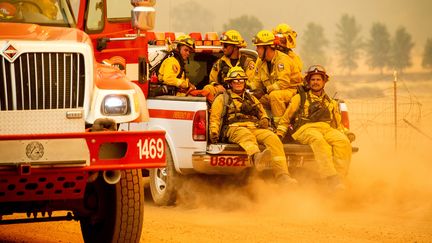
[0,0,165,242]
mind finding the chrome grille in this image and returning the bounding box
[0,52,85,111]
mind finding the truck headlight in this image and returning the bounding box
[102,95,130,115]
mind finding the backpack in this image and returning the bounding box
[149,50,185,80]
[148,50,185,96]
[290,86,308,132]
[217,91,258,142]
[217,55,248,86]
[290,85,331,132]
[149,50,172,79]
[217,92,231,142]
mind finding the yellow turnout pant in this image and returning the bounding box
[226,126,289,177]
[293,122,352,178]
[259,88,297,124]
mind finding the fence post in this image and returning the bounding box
[393,70,398,150]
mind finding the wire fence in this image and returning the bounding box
[346,85,432,152]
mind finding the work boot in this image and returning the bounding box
[276,173,298,186]
[252,149,272,172]
[326,175,346,191]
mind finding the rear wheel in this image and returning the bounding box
[80,169,144,243]
[149,145,179,206]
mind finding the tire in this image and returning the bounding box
[80,169,144,243]
[149,145,179,206]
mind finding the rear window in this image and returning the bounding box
[186,50,257,89]
[149,48,257,89]
[186,52,221,89]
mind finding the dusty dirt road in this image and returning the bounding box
[1,140,431,243]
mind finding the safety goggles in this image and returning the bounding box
[220,34,229,41]
[227,71,247,79]
[231,79,246,84]
[251,36,260,45]
[307,65,326,73]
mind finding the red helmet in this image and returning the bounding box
[304,65,329,82]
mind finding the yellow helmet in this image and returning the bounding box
[220,30,247,48]
[273,23,297,49]
[252,30,275,46]
[304,65,329,82]
[224,66,248,82]
[174,34,196,49]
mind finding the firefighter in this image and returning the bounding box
[250,30,303,125]
[0,0,57,20]
[158,34,196,96]
[0,2,16,20]
[273,23,303,71]
[209,66,297,185]
[276,65,355,190]
[203,30,255,102]
[22,0,58,20]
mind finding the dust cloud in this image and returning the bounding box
[166,135,432,242]
[1,133,430,242]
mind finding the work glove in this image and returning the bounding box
[210,131,219,144]
[91,118,117,132]
[252,88,265,100]
[266,84,276,93]
[345,131,356,143]
[179,78,191,89]
[257,118,270,129]
[185,82,196,95]
[276,129,285,141]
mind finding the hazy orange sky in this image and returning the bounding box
[154,0,432,55]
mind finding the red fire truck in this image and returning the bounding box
[0,0,164,242]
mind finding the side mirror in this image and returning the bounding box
[131,6,155,31]
[96,37,109,51]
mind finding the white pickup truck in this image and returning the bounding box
[120,35,358,206]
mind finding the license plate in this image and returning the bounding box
[209,156,249,167]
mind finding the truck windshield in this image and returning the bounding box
[107,0,132,21]
[0,0,77,27]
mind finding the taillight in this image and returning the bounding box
[339,102,350,129]
[192,110,207,141]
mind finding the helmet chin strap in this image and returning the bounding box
[260,46,267,60]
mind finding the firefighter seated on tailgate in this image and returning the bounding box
[209,66,297,185]
[203,30,255,103]
[156,34,197,96]
[276,65,356,191]
[249,30,303,126]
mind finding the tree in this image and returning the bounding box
[300,22,329,69]
[222,15,263,47]
[335,14,363,75]
[365,22,391,74]
[390,27,414,73]
[422,38,432,72]
[171,1,215,33]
